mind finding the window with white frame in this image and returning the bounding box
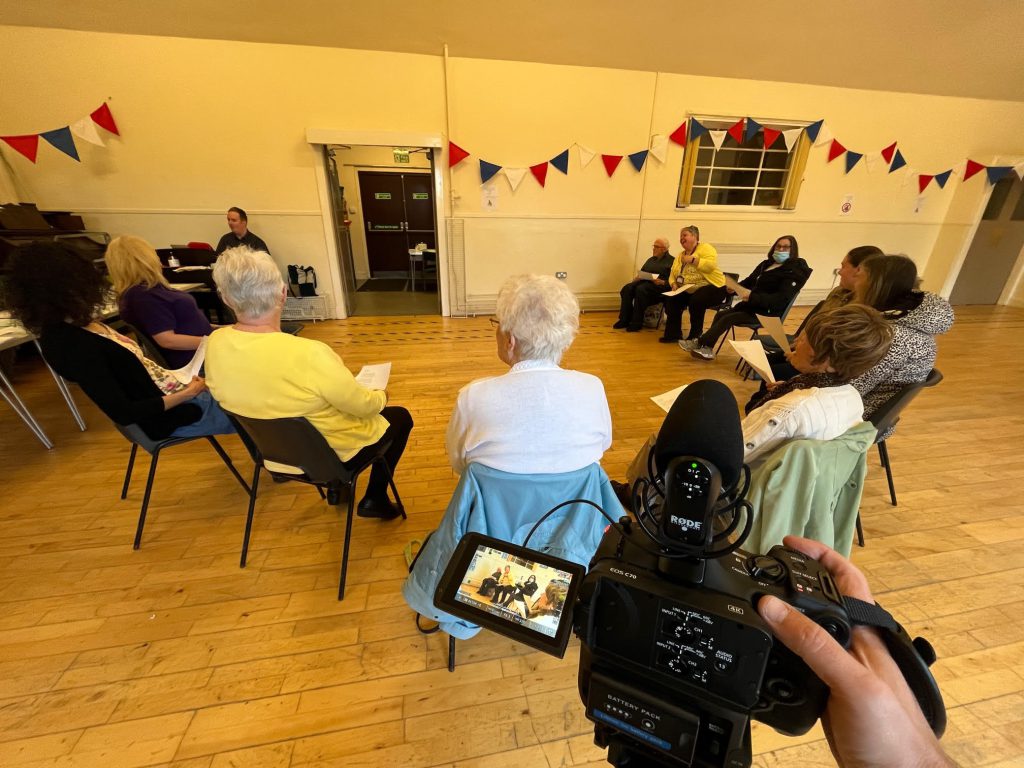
[676,117,810,209]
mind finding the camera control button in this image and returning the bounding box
[767,678,797,702]
[747,555,786,582]
[641,718,655,731]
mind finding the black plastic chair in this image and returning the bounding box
[117,423,250,549]
[715,282,808,358]
[868,368,944,508]
[226,413,405,600]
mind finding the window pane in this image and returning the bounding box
[722,134,741,149]
[763,150,790,169]
[983,177,1014,220]
[707,188,754,205]
[712,149,761,169]
[693,168,710,186]
[697,147,714,165]
[755,188,784,207]
[759,171,787,188]
[691,186,709,204]
[711,169,758,187]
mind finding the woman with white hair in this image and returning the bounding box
[205,246,412,519]
[446,274,612,474]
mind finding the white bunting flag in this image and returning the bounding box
[781,128,802,151]
[950,160,967,178]
[503,167,527,192]
[864,152,883,175]
[70,116,105,146]
[1015,162,1024,180]
[649,135,669,164]
[900,166,917,189]
[577,144,596,169]
[709,130,727,150]
[813,122,833,147]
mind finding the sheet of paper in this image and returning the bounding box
[728,340,776,384]
[661,284,695,297]
[637,271,660,281]
[168,337,207,385]
[650,384,688,413]
[724,275,750,299]
[755,314,791,352]
[355,362,391,390]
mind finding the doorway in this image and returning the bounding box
[950,174,1024,305]
[324,144,440,316]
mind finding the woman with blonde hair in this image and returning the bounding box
[105,235,212,367]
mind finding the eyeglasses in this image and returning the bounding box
[488,317,500,328]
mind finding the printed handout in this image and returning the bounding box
[728,340,776,384]
[724,275,751,299]
[661,284,695,297]
[355,362,392,390]
[650,384,688,413]
[755,314,791,352]
[637,271,660,281]
[169,337,207,385]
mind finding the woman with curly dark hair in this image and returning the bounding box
[4,242,232,440]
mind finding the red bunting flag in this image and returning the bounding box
[1,135,40,163]
[668,121,688,146]
[601,154,623,177]
[918,174,934,193]
[963,159,985,181]
[762,127,781,149]
[529,162,548,187]
[448,141,470,168]
[880,142,898,164]
[90,103,119,136]
[827,139,847,163]
[727,118,745,145]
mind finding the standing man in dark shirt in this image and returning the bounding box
[614,237,674,332]
[216,207,271,255]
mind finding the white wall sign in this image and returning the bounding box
[482,185,499,211]
[839,194,854,216]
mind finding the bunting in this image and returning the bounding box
[628,150,648,172]
[529,162,548,187]
[649,135,669,164]
[726,118,745,145]
[805,120,824,143]
[963,159,985,181]
[689,118,709,142]
[503,167,527,191]
[812,122,834,147]
[889,150,907,173]
[577,145,596,169]
[479,160,502,184]
[668,121,688,146]
[744,117,762,143]
[448,141,470,167]
[918,174,934,193]
[0,102,119,165]
[762,127,781,149]
[549,149,570,175]
[827,139,847,163]
[934,170,952,189]
[845,151,863,174]
[781,128,802,150]
[709,130,727,150]
[601,154,623,177]
[880,142,898,164]
[986,166,1014,185]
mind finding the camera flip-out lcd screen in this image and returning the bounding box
[434,533,586,657]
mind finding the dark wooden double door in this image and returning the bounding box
[358,171,436,276]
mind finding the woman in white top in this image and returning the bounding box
[446,274,612,475]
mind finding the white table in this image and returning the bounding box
[0,327,87,449]
[407,248,437,291]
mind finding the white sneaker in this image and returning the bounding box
[677,339,698,351]
[690,346,715,361]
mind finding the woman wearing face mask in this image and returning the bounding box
[688,235,811,361]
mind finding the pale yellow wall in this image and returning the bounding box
[2,23,1024,316]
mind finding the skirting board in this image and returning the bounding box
[464,287,834,316]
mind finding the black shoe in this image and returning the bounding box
[658,336,680,343]
[325,485,351,505]
[612,320,629,329]
[356,496,402,520]
[625,326,641,333]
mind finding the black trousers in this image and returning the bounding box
[662,284,728,340]
[344,405,413,501]
[697,307,759,348]
[618,280,664,328]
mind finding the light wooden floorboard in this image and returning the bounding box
[0,305,1021,767]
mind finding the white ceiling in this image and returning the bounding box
[3,0,1023,102]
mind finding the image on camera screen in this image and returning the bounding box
[453,543,575,639]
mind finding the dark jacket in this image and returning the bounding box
[39,323,201,440]
[638,252,676,281]
[736,257,812,315]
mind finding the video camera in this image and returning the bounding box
[434,381,945,767]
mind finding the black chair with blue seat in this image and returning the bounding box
[225,413,405,600]
[118,423,250,549]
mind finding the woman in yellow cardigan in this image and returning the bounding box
[658,225,727,343]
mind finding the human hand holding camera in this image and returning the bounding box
[758,536,952,768]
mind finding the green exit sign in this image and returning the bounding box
[412,192,429,200]
[393,149,410,164]
[374,192,392,200]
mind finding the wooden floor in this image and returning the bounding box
[1,305,1022,768]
